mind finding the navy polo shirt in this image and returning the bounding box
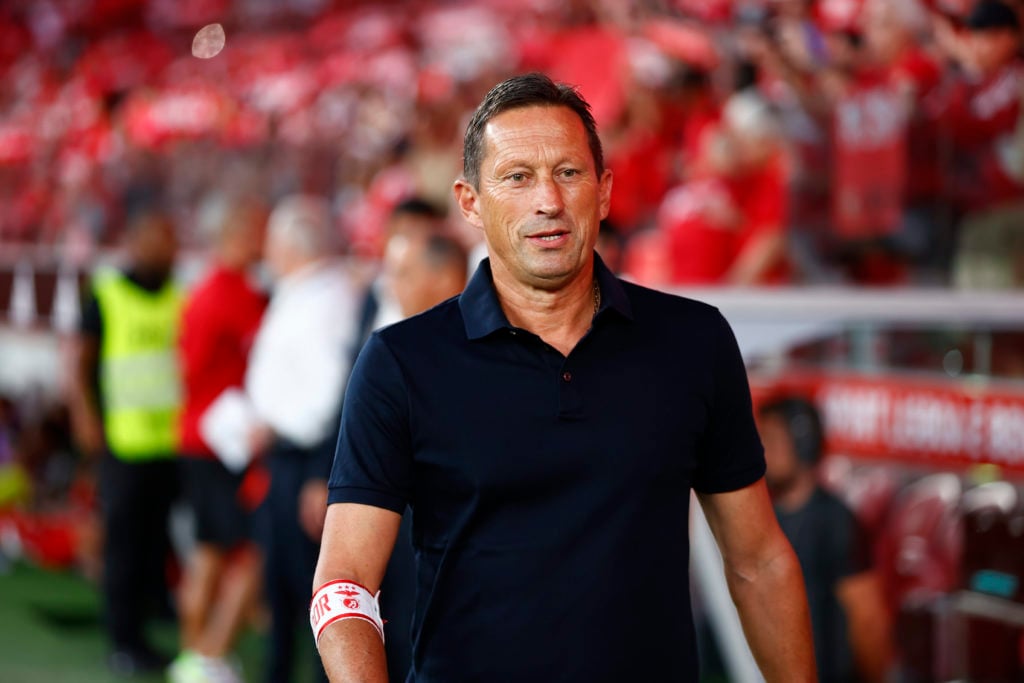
[328,255,765,682]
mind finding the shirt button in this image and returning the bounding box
[509,329,517,336]
[562,371,572,383]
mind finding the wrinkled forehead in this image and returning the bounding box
[480,105,592,165]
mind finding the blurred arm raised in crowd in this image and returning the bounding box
[726,229,786,285]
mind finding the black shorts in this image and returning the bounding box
[179,456,251,549]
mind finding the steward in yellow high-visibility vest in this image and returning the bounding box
[92,268,184,460]
[68,212,184,672]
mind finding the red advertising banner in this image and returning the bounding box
[754,371,1024,473]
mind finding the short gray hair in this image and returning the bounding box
[462,73,604,189]
[266,194,333,256]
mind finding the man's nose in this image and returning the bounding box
[533,175,565,216]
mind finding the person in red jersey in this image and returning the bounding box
[847,0,950,280]
[658,89,790,285]
[170,196,268,683]
[863,0,944,203]
[937,1,1024,287]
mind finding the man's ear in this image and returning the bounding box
[598,168,613,221]
[453,178,484,230]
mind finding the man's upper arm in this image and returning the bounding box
[316,503,402,591]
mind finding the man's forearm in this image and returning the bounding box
[318,619,389,683]
[727,545,816,682]
[313,504,403,683]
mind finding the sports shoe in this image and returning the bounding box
[168,651,206,683]
[168,650,244,683]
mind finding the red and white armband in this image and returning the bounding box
[309,579,385,647]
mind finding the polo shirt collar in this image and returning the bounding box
[460,253,634,341]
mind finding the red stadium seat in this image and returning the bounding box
[878,473,963,607]
[878,473,964,680]
[955,483,1024,682]
[960,482,1022,600]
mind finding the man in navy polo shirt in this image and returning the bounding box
[312,73,815,682]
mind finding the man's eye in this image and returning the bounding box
[508,173,526,182]
[561,169,579,178]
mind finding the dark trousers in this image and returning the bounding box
[255,441,330,683]
[99,455,178,653]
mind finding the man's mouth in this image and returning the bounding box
[527,229,569,240]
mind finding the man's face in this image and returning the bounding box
[225,205,266,267]
[760,413,801,496]
[131,216,177,275]
[455,105,612,292]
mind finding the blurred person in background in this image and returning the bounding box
[383,232,468,323]
[938,0,1024,288]
[373,228,468,682]
[170,197,268,683]
[350,198,450,349]
[735,3,836,283]
[860,0,948,281]
[657,88,790,285]
[822,0,918,285]
[67,210,183,676]
[245,195,358,683]
[759,396,892,683]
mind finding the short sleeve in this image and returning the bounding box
[692,311,766,493]
[327,333,413,514]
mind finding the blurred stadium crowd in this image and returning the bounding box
[1,0,1024,681]
[1,0,1023,287]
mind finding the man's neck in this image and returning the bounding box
[491,260,597,357]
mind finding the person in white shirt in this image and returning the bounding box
[245,194,358,683]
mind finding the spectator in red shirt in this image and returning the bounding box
[657,89,790,285]
[858,0,951,278]
[941,1,1024,207]
[863,0,944,203]
[938,0,1024,287]
[171,196,268,683]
